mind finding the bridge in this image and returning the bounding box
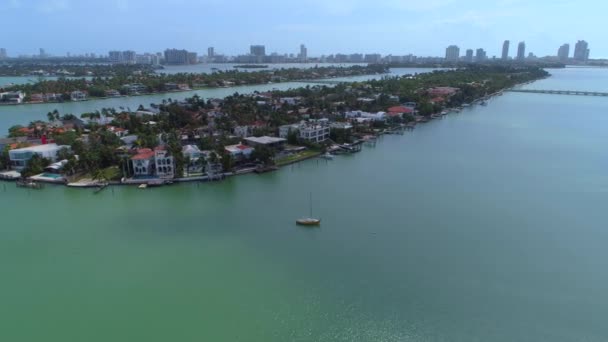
[507,89,608,97]
[295,79,345,85]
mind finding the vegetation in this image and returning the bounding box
[3,65,549,182]
[4,65,389,103]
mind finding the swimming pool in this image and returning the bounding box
[39,173,63,179]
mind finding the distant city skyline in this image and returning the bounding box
[0,0,606,58]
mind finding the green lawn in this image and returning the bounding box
[275,150,321,166]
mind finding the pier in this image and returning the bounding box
[507,89,608,97]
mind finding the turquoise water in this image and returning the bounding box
[1,68,608,341]
[39,173,63,179]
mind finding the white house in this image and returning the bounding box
[344,110,386,121]
[9,143,70,171]
[225,144,254,161]
[182,145,204,174]
[0,91,25,104]
[70,91,87,101]
[131,148,155,177]
[299,124,330,143]
[154,147,175,179]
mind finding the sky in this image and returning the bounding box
[0,0,606,58]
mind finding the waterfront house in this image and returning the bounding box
[122,83,147,95]
[345,111,386,121]
[8,143,70,171]
[243,136,286,150]
[299,123,330,143]
[182,145,204,174]
[154,146,175,179]
[225,144,254,161]
[0,91,25,104]
[387,106,414,118]
[105,89,121,97]
[131,148,155,177]
[70,91,87,101]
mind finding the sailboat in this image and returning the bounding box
[296,193,321,226]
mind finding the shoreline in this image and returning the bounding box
[0,69,547,191]
[0,73,390,107]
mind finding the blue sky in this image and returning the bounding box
[1,0,605,58]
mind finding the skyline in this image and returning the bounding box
[0,0,606,58]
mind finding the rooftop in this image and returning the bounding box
[244,136,286,145]
[9,143,66,153]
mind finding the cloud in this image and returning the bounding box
[36,0,70,13]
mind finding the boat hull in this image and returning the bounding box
[296,218,321,226]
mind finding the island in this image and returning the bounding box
[0,65,549,189]
[0,64,389,105]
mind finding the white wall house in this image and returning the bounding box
[344,111,386,121]
[182,145,204,174]
[131,149,155,177]
[0,91,25,104]
[225,144,254,161]
[70,91,87,101]
[299,124,330,143]
[154,147,175,179]
[8,143,70,171]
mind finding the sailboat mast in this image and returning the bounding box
[309,192,313,218]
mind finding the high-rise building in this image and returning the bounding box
[39,48,46,58]
[349,53,363,63]
[122,50,136,64]
[0,48,7,59]
[364,54,382,63]
[573,40,590,61]
[208,47,214,58]
[187,52,198,64]
[299,44,307,62]
[109,50,123,63]
[475,48,487,62]
[465,49,474,63]
[517,42,526,61]
[164,49,190,64]
[445,45,460,62]
[557,44,570,62]
[109,50,136,64]
[502,40,510,60]
[250,45,266,57]
[250,45,266,63]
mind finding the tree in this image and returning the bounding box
[251,145,275,166]
[56,147,72,161]
[287,129,299,145]
[20,154,50,178]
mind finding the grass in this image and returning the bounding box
[275,150,321,166]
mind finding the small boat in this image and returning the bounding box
[16,180,44,189]
[138,184,148,189]
[296,218,321,226]
[296,193,321,226]
[321,152,333,160]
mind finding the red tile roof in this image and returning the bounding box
[387,106,414,114]
[131,148,155,160]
